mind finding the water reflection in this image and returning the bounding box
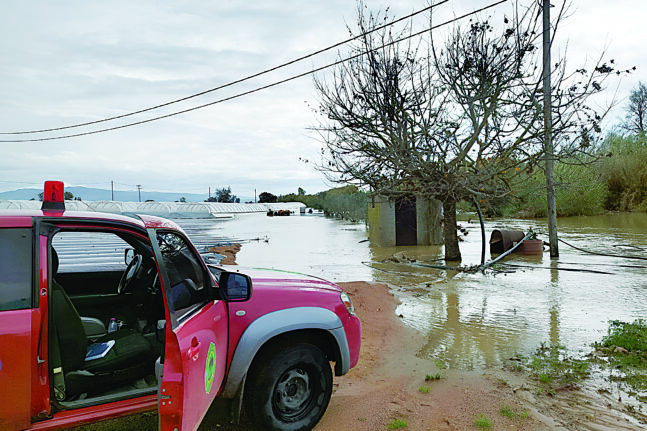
[177,212,647,370]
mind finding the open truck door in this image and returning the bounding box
[149,228,228,431]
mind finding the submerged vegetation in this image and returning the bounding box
[280,185,368,221]
[514,344,590,390]
[510,321,647,405]
[594,320,647,402]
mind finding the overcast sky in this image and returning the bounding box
[1,0,643,198]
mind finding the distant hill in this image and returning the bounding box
[0,186,212,202]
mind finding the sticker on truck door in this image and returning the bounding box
[204,342,216,394]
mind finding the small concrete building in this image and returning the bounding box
[367,195,443,246]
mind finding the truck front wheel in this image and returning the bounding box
[247,344,332,431]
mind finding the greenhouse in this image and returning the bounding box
[0,200,305,218]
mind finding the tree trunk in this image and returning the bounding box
[442,198,462,262]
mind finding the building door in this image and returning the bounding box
[395,198,417,246]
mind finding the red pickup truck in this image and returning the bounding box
[0,181,361,431]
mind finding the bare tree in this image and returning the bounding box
[622,82,647,134]
[313,2,622,261]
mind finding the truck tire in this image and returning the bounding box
[247,344,332,431]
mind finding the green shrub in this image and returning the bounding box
[597,134,647,212]
[500,161,607,218]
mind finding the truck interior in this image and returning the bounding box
[49,229,166,408]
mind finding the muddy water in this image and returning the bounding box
[181,212,647,370]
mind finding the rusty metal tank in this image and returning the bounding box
[489,229,525,254]
[489,230,543,255]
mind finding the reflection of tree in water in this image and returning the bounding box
[419,259,564,369]
[418,290,526,370]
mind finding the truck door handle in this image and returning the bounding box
[187,337,201,361]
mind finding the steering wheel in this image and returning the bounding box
[117,253,143,294]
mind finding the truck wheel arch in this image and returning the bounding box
[221,307,351,401]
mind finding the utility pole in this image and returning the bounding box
[543,0,559,257]
[136,184,142,202]
[111,180,114,201]
[208,186,211,200]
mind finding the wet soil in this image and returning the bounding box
[208,244,242,265]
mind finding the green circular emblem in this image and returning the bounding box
[204,342,217,394]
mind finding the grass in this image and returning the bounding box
[500,404,515,418]
[474,414,493,429]
[519,321,647,405]
[418,385,430,393]
[525,343,590,387]
[500,404,529,420]
[538,373,552,384]
[425,373,443,381]
[599,319,647,352]
[594,320,647,399]
[387,418,408,429]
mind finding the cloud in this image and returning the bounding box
[1,0,645,195]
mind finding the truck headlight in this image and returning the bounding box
[340,291,355,316]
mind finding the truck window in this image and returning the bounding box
[157,232,208,320]
[0,228,33,311]
[52,231,129,270]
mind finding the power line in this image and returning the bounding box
[0,0,508,143]
[1,0,450,136]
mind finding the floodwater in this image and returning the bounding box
[178,212,647,370]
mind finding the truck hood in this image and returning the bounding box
[237,267,342,293]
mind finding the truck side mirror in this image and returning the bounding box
[218,271,252,302]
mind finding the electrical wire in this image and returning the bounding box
[1,0,450,136]
[559,238,647,261]
[0,0,508,143]
[501,263,615,275]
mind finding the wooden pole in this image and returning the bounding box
[543,0,559,257]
